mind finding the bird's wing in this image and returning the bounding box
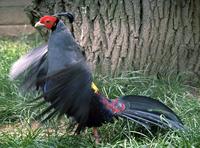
[9,44,48,90]
[36,60,93,128]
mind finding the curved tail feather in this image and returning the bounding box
[106,95,184,130]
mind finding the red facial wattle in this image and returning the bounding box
[36,15,58,29]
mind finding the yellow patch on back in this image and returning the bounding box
[91,82,99,93]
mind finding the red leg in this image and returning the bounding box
[93,127,100,144]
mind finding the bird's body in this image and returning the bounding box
[10,13,184,142]
[48,21,83,73]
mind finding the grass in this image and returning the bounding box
[0,36,200,147]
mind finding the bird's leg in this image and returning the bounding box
[93,127,100,144]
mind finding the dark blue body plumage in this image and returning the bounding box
[48,21,83,73]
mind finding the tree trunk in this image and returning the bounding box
[26,0,200,77]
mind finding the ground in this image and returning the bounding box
[0,36,200,147]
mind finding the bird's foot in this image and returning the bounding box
[93,127,100,144]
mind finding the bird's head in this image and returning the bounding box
[34,12,74,29]
[34,15,58,29]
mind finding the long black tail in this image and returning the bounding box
[116,95,184,130]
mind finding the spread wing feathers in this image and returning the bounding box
[9,44,48,90]
[35,61,93,126]
[117,95,184,130]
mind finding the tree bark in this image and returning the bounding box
[26,0,200,77]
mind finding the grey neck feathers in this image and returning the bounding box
[52,20,67,32]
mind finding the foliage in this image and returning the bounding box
[0,37,200,147]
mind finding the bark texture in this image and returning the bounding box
[26,0,200,77]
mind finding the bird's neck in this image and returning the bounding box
[51,18,59,31]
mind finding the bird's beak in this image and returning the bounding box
[34,21,45,28]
